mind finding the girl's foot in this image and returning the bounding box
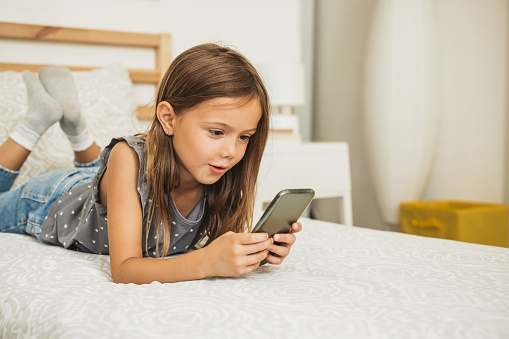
[9,71,63,151]
[38,67,94,151]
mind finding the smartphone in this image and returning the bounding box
[252,188,315,238]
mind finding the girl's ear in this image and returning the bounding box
[157,101,176,135]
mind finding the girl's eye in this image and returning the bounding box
[210,130,223,136]
[239,135,251,142]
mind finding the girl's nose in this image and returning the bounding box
[219,139,236,159]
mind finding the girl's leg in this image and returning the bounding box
[38,67,98,155]
[2,71,63,172]
[0,139,30,172]
[74,143,101,164]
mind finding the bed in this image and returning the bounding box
[1,22,509,338]
[1,218,509,338]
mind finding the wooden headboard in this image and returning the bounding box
[0,21,171,120]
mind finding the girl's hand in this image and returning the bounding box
[264,222,302,265]
[203,231,273,277]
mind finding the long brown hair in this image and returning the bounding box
[142,43,269,257]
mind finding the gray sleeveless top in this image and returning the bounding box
[40,136,207,257]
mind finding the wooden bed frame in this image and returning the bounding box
[0,21,171,120]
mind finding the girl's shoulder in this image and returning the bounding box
[107,139,141,183]
[104,136,147,192]
[122,135,146,148]
[106,135,145,151]
[103,135,146,163]
[109,139,138,162]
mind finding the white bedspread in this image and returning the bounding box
[1,218,508,338]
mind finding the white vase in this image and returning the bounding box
[362,0,440,225]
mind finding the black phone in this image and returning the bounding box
[252,188,315,238]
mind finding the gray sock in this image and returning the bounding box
[10,71,63,151]
[39,67,93,151]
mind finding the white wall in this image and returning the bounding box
[0,0,305,113]
[422,0,508,204]
[313,0,508,229]
[0,0,302,63]
[295,0,315,142]
[313,0,382,228]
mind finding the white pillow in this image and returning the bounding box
[0,64,141,189]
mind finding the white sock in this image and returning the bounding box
[39,66,94,151]
[10,71,62,151]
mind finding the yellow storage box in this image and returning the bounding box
[400,201,508,247]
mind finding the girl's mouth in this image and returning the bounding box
[209,164,227,175]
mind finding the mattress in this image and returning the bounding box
[1,218,508,338]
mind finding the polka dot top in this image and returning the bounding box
[40,136,207,257]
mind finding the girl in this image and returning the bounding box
[0,43,302,284]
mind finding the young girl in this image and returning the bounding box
[0,43,302,284]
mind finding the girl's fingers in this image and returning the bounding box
[267,242,290,258]
[272,233,296,246]
[289,222,302,234]
[265,252,284,265]
[246,249,270,265]
[237,232,269,245]
[242,238,273,255]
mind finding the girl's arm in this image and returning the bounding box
[105,142,272,284]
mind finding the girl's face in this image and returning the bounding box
[160,97,262,188]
